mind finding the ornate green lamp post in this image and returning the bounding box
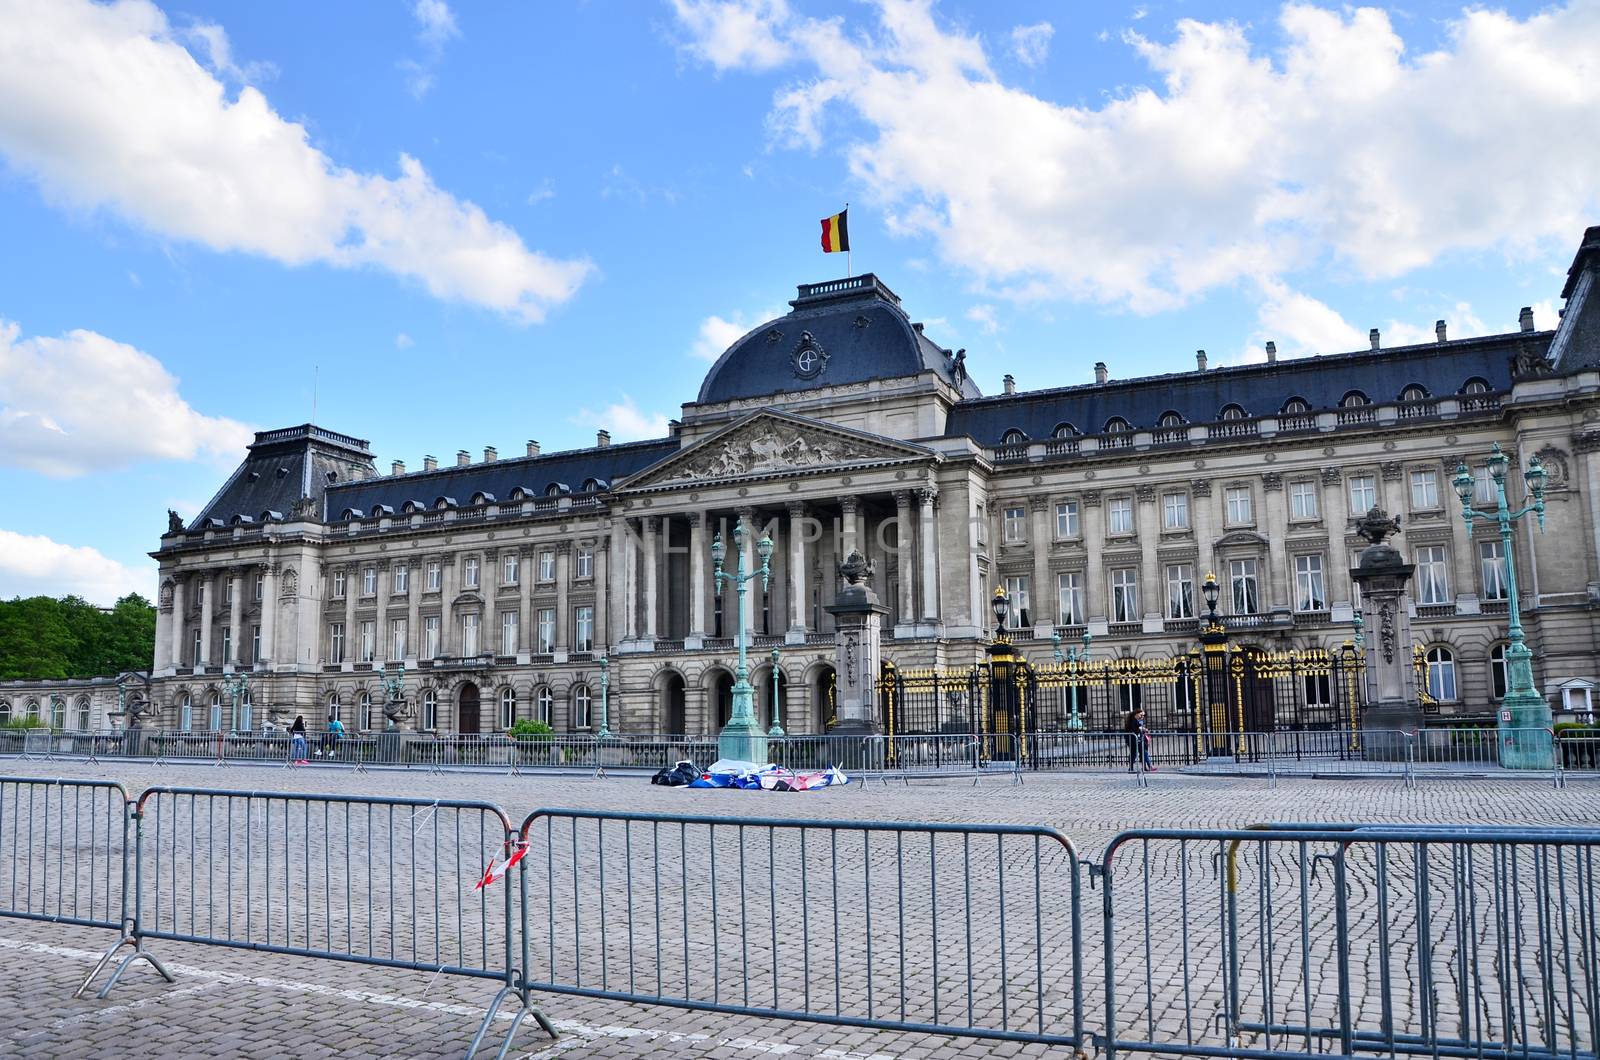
[1050,628,1091,731]
[767,647,785,737]
[712,522,774,762]
[1453,443,1549,768]
[221,671,250,732]
[597,656,611,738]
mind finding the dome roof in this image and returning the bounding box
[695,274,982,405]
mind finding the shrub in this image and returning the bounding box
[508,719,554,741]
[1,717,46,730]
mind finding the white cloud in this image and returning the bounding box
[0,0,590,323]
[526,177,556,205]
[1531,299,1560,331]
[402,0,460,98]
[0,529,153,605]
[1009,22,1053,67]
[1242,279,1365,362]
[965,303,1000,333]
[0,319,253,477]
[571,395,672,442]
[670,0,792,72]
[674,0,1600,314]
[394,332,414,349]
[690,306,784,361]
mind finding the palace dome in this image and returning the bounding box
[695,274,982,405]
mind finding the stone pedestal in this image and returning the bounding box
[1349,508,1421,760]
[825,550,889,770]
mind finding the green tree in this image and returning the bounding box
[0,594,155,680]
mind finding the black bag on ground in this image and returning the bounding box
[651,760,700,786]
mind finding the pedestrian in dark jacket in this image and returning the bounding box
[1125,707,1155,772]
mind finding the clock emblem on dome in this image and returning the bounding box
[791,331,830,380]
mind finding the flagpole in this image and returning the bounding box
[845,201,851,277]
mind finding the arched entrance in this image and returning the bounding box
[814,666,837,731]
[659,671,687,733]
[712,670,735,731]
[458,682,481,735]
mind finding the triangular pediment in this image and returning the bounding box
[618,410,934,492]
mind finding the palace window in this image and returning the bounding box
[1162,492,1189,531]
[421,689,437,730]
[1294,554,1327,612]
[1219,404,1247,421]
[1415,546,1451,604]
[463,557,480,589]
[359,620,375,663]
[1410,469,1440,509]
[1283,397,1312,415]
[221,626,231,664]
[499,687,516,730]
[1003,576,1031,628]
[1340,391,1370,408]
[1347,474,1377,514]
[1165,564,1195,619]
[329,623,345,664]
[1400,384,1429,403]
[252,572,264,601]
[1057,572,1084,626]
[426,562,441,591]
[503,553,520,585]
[390,619,406,661]
[1290,480,1319,520]
[51,697,66,730]
[1110,569,1139,623]
[576,547,594,578]
[423,616,441,658]
[359,691,372,731]
[1425,647,1458,702]
[1462,378,1491,395]
[209,693,222,732]
[224,579,233,607]
[535,687,553,725]
[1001,428,1027,445]
[1225,486,1253,526]
[192,628,203,667]
[500,611,519,656]
[179,693,192,732]
[536,609,555,654]
[1002,506,1027,544]
[1104,417,1132,433]
[362,566,377,596]
[1229,559,1260,614]
[332,570,347,599]
[76,696,91,731]
[328,692,341,723]
[575,606,595,652]
[573,686,593,730]
[393,564,408,593]
[251,625,261,664]
[539,550,556,581]
[1108,497,1133,534]
[1055,500,1079,539]
[461,612,480,656]
[1158,411,1185,428]
[1489,644,1509,700]
[1472,463,1495,504]
[1479,540,1509,600]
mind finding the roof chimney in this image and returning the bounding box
[596,430,611,448]
[1196,349,1208,371]
[668,419,683,437]
[1435,320,1447,343]
[483,446,497,463]
[1093,361,1108,385]
[456,450,471,467]
[1265,341,1277,363]
[1369,328,1381,351]
[423,454,438,472]
[391,460,406,476]
[526,440,540,457]
[1002,373,1016,395]
[912,322,924,333]
[1520,306,1535,333]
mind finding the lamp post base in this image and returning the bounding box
[1498,689,1554,769]
[717,682,767,763]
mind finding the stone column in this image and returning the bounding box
[198,570,215,668]
[739,507,757,636]
[1191,480,1215,588]
[226,568,244,667]
[439,557,457,656]
[555,542,572,658]
[595,534,611,651]
[1578,433,1600,593]
[1136,485,1162,631]
[1261,473,1289,612]
[1320,469,1352,616]
[1441,458,1479,614]
[155,580,173,672]
[1082,491,1106,632]
[172,575,189,667]
[1379,461,1405,518]
[894,491,916,632]
[623,520,639,641]
[518,548,533,657]
[687,514,707,645]
[1031,494,1053,636]
[839,497,859,558]
[824,551,889,767]
[787,502,808,641]
[342,564,357,664]
[374,560,391,660]
[918,488,939,624]
[260,564,277,666]
[607,525,626,646]
[406,562,422,662]
[641,517,659,641]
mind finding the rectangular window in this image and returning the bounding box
[1003,575,1031,627]
[423,616,440,658]
[392,565,408,594]
[1162,492,1189,531]
[461,612,480,656]
[359,620,375,662]
[1110,569,1139,622]
[250,625,261,664]
[500,611,518,656]
[1415,545,1451,604]
[223,579,233,607]
[1165,563,1195,619]
[362,566,377,596]
[390,618,406,661]
[1473,464,1495,505]
[329,623,345,664]
[1225,486,1253,525]
[1002,506,1027,544]
[1348,474,1377,515]
[463,557,480,589]
[1410,469,1440,509]
[426,562,441,591]
[1229,559,1260,614]
[1056,572,1084,625]
[1479,540,1509,600]
[503,553,519,585]
[1290,480,1319,520]
[332,570,347,599]
[252,573,264,601]
[576,546,594,578]
[574,606,595,652]
[1108,497,1134,534]
[191,628,202,666]
[539,550,556,581]
[975,503,988,547]
[537,608,555,653]
[1294,554,1327,612]
[221,626,231,663]
[1055,500,1080,539]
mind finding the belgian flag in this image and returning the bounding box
[820,209,850,254]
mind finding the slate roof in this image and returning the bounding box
[695,274,983,405]
[1551,225,1600,371]
[323,437,681,518]
[944,333,1548,446]
[189,425,374,529]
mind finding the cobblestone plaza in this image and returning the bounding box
[1,762,1596,1059]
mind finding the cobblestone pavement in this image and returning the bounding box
[1,761,1596,1058]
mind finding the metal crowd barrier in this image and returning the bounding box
[495,808,1086,1054]
[1097,825,1600,1060]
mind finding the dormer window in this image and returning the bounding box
[1000,429,1028,445]
[1339,391,1370,408]
[1051,423,1078,439]
[1282,397,1311,415]
[1400,385,1429,403]
[1157,411,1185,428]
[1219,404,1247,421]
[1461,378,1491,395]
[1103,417,1131,433]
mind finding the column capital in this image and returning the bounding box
[555,540,573,555]
[1380,461,1404,482]
[1261,472,1283,492]
[1134,484,1157,503]
[685,511,703,528]
[838,496,858,516]
[1029,493,1050,513]
[1081,489,1103,508]
[1189,478,1212,498]
[642,515,660,532]
[916,486,938,506]
[785,500,807,519]
[893,489,913,509]
[1572,430,1600,454]
[1320,467,1343,486]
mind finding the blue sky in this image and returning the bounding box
[1,0,1596,603]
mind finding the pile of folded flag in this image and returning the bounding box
[651,759,848,791]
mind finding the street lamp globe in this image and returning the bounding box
[1524,455,1548,499]
[1201,571,1220,616]
[710,532,726,570]
[1452,463,1475,504]
[990,585,1009,635]
[756,532,774,564]
[1487,444,1509,483]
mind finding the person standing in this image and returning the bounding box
[1125,706,1155,773]
[289,714,308,765]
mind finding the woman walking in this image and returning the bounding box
[290,714,309,765]
[1125,706,1155,773]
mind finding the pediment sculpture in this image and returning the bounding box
[664,422,891,482]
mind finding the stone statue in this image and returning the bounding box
[167,509,184,533]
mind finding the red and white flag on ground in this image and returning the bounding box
[475,843,527,890]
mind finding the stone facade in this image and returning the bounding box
[10,233,1600,735]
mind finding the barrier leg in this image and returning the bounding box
[466,984,558,1059]
[84,935,175,999]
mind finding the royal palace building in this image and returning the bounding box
[8,227,1600,738]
